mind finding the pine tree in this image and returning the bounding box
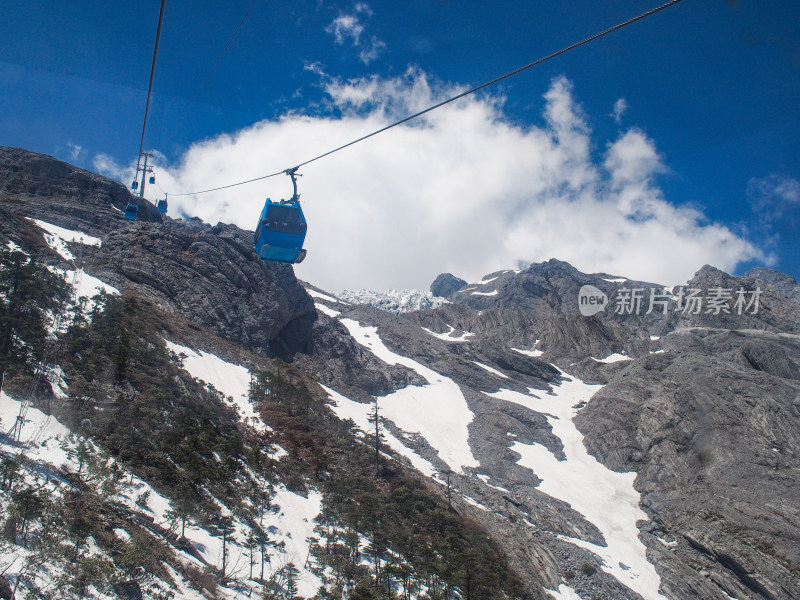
[285,561,300,598]
[8,486,45,547]
[216,514,236,578]
[0,247,70,394]
[367,399,385,478]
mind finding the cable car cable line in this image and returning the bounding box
[167,0,687,198]
[127,0,167,220]
[137,0,167,163]
[163,0,260,149]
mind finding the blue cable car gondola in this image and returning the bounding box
[253,168,307,264]
[156,196,168,214]
[124,202,139,221]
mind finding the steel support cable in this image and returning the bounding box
[163,0,260,149]
[169,0,687,197]
[137,0,168,161]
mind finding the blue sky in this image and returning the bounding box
[1,0,798,291]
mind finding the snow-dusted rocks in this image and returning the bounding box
[337,288,447,313]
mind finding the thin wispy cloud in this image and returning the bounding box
[326,15,364,45]
[611,98,628,123]
[324,3,385,65]
[97,73,768,292]
[66,142,85,162]
[748,174,800,222]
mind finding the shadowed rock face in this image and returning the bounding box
[430,272,467,298]
[0,146,163,232]
[0,146,316,355]
[90,220,316,356]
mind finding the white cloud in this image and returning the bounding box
[611,98,628,123]
[324,4,385,65]
[326,15,363,46]
[748,174,800,221]
[359,37,386,65]
[67,142,85,161]
[101,73,767,292]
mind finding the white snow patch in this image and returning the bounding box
[338,318,478,473]
[546,583,584,599]
[315,303,340,317]
[31,218,102,262]
[68,268,119,301]
[513,347,544,358]
[657,536,678,548]
[649,350,665,355]
[649,335,660,341]
[269,445,289,460]
[474,276,498,285]
[1,391,75,467]
[602,277,627,283]
[462,496,490,511]
[489,373,665,600]
[165,340,266,433]
[306,288,340,303]
[161,564,208,600]
[322,384,437,477]
[422,325,474,342]
[471,289,498,296]
[473,361,509,379]
[6,240,27,254]
[269,487,324,597]
[475,474,510,494]
[592,353,632,364]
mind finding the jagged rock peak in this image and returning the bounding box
[746,266,800,299]
[689,263,735,285]
[430,273,467,298]
[527,257,581,275]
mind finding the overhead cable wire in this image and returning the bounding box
[170,0,687,197]
[163,0,260,148]
[138,0,168,161]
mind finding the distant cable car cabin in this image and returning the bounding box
[253,168,307,264]
[131,180,139,191]
[124,202,139,221]
[156,197,168,214]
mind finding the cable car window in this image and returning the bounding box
[264,205,306,235]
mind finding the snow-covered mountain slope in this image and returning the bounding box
[3,148,800,600]
[0,388,324,600]
[310,299,668,599]
[309,264,800,600]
